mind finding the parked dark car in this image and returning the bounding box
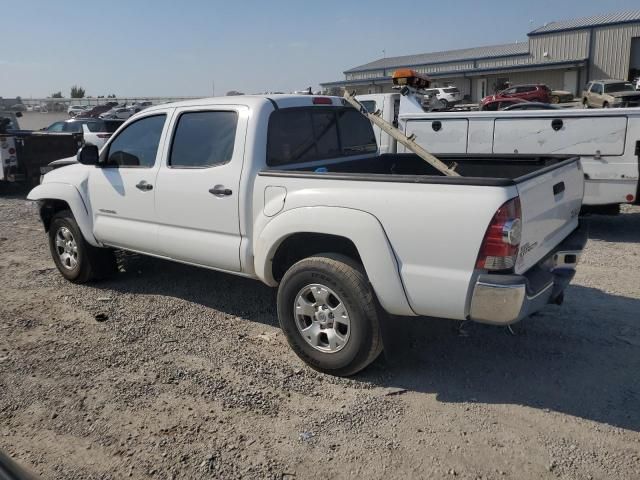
[479,97,527,111]
[481,84,551,107]
[502,101,560,110]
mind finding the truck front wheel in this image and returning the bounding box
[277,254,383,376]
[48,210,116,283]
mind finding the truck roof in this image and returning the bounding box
[142,95,344,113]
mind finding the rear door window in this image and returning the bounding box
[169,111,238,168]
[103,120,123,133]
[65,122,83,133]
[266,107,376,166]
[83,121,105,132]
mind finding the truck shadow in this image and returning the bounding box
[95,253,640,432]
[0,183,30,198]
[365,284,640,432]
[585,209,640,243]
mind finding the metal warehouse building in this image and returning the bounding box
[321,10,640,102]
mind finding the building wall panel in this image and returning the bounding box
[592,24,640,80]
[529,30,589,61]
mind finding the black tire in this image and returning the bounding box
[602,102,609,108]
[48,210,116,283]
[550,95,560,104]
[582,99,589,108]
[439,99,449,110]
[277,254,383,376]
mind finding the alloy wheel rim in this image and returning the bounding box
[55,226,78,270]
[293,284,351,353]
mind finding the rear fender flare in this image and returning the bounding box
[254,206,416,316]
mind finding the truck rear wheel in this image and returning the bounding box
[277,254,383,376]
[48,210,116,283]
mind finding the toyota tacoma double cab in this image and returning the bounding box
[28,95,586,376]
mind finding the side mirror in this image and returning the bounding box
[16,111,23,118]
[77,145,100,165]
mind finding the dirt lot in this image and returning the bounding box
[16,112,68,131]
[1,188,639,480]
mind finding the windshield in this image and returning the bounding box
[604,83,635,93]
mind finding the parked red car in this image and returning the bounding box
[481,84,551,107]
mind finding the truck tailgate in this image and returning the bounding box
[514,158,584,274]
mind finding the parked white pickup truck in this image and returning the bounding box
[357,91,640,210]
[28,95,586,375]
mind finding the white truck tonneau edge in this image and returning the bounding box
[27,94,587,375]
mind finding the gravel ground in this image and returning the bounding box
[1,187,639,480]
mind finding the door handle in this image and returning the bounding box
[209,186,232,197]
[553,181,565,195]
[135,181,153,191]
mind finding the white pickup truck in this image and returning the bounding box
[357,91,640,211]
[28,95,586,376]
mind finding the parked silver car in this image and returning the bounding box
[99,106,140,120]
[582,80,640,108]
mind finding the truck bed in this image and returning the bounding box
[260,152,584,279]
[260,153,579,186]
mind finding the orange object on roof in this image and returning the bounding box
[392,69,431,89]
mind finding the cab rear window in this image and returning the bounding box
[266,107,376,166]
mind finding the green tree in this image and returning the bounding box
[70,85,86,98]
[51,91,63,98]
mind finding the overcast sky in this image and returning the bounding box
[1,0,639,98]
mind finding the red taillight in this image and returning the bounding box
[476,197,522,271]
[8,148,16,154]
[312,97,332,105]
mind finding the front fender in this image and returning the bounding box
[27,182,99,246]
[254,206,416,316]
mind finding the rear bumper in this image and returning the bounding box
[468,223,588,325]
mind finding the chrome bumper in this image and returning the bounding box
[469,224,587,325]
